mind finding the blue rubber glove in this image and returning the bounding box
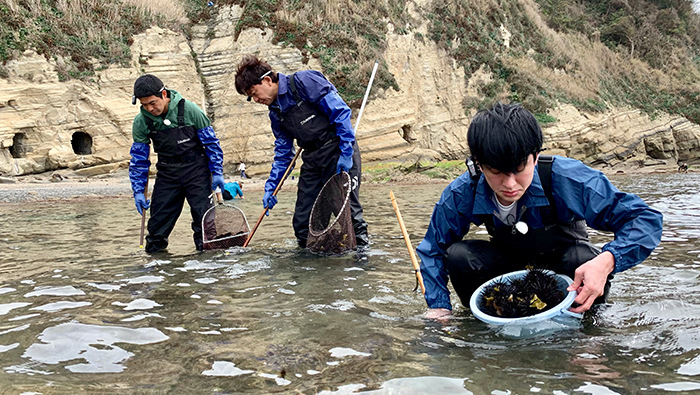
[336,154,353,174]
[135,192,150,215]
[263,191,277,216]
[212,174,225,193]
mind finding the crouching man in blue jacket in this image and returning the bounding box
[417,102,663,320]
[128,74,225,253]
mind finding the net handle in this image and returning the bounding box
[243,148,302,247]
[390,190,426,295]
[139,177,149,249]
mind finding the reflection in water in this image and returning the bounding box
[0,174,697,393]
[9,322,169,374]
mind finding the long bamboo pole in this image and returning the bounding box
[390,190,426,294]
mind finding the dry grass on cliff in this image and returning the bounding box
[125,0,188,23]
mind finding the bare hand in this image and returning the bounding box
[425,308,452,321]
[567,251,615,313]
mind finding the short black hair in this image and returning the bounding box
[234,55,278,98]
[132,74,165,104]
[467,102,543,173]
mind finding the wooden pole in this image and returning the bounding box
[390,190,426,294]
[139,177,149,249]
[242,149,302,247]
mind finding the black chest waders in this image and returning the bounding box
[143,99,214,253]
[275,74,368,248]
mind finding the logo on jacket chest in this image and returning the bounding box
[300,115,316,125]
[177,138,191,145]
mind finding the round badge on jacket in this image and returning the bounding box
[163,119,171,126]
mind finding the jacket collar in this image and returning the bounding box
[471,164,551,216]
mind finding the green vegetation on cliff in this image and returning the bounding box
[2,0,700,124]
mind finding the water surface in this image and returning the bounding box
[0,174,698,393]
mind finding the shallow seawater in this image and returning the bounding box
[0,173,698,394]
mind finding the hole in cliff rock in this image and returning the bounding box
[10,133,29,158]
[71,132,93,155]
[400,125,415,143]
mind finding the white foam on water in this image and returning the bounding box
[202,361,254,377]
[678,354,700,376]
[144,259,171,268]
[194,277,218,284]
[121,313,165,322]
[0,343,19,353]
[9,313,41,321]
[257,372,291,385]
[112,299,162,311]
[224,257,272,279]
[307,300,356,314]
[126,276,164,284]
[178,259,227,272]
[0,287,16,295]
[319,377,472,394]
[328,347,371,358]
[651,382,700,391]
[86,283,123,291]
[29,301,91,313]
[164,327,187,332]
[0,324,30,336]
[197,330,221,335]
[277,288,295,295]
[206,300,223,304]
[0,302,31,315]
[18,322,169,373]
[24,286,84,297]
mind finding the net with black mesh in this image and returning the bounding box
[202,203,250,250]
[307,171,356,255]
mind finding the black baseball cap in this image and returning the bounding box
[132,74,165,105]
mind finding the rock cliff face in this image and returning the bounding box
[1,6,698,177]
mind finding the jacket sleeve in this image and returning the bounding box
[264,116,295,194]
[416,176,475,310]
[553,158,663,273]
[197,126,224,176]
[129,142,150,195]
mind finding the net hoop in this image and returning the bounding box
[201,204,251,250]
[308,171,352,237]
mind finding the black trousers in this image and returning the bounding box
[293,141,368,247]
[145,157,213,253]
[444,239,611,307]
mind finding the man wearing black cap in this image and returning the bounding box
[128,74,225,253]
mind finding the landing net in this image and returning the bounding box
[202,203,250,250]
[307,171,356,255]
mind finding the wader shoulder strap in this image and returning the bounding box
[537,154,557,226]
[288,73,302,103]
[144,99,186,131]
[177,99,185,126]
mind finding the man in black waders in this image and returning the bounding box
[416,102,663,320]
[128,74,225,253]
[233,55,369,249]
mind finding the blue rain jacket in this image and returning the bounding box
[264,71,355,193]
[416,156,663,310]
